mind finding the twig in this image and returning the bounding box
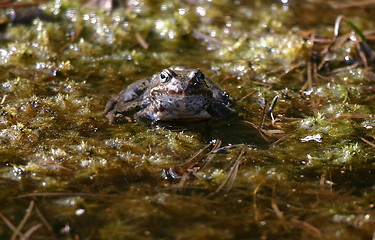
[0,1,47,8]
[193,29,230,49]
[330,0,375,9]
[356,42,368,68]
[320,172,326,191]
[333,113,374,119]
[35,206,57,240]
[1,95,7,105]
[291,218,325,240]
[359,136,375,148]
[11,200,34,240]
[0,212,24,239]
[271,187,284,219]
[330,63,361,74]
[21,223,43,240]
[307,61,319,117]
[208,146,246,196]
[135,32,149,49]
[253,179,265,223]
[224,147,246,193]
[242,120,272,143]
[278,62,306,79]
[16,192,129,198]
[237,90,256,102]
[175,142,213,169]
[200,140,222,171]
[259,98,268,129]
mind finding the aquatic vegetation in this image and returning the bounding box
[0,0,374,239]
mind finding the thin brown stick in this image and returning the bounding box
[135,32,149,49]
[356,42,368,68]
[35,206,57,240]
[21,223,43,240]
[237,90,256,102]
[200,140,222,171]
[359,136,375,148]
[175,142,213,169]
[253,178,265,223]
[278,62,306,79]
[0,212,24,239]
[259,99,268,129]
[193,29,230,49]
[224,147,246,193]
[333,113,374,119]
[307,61,313,91]
[0,1,47,8]
[320,172,326,191]
[242,120,271,142]
[330,62,361,74]
[16,192,129,198]
[330,0,375,9]
[176,172,190,188]
[307,61,319,117]
[11,200,34,240]
[271,188,284,220]
[291,218,325,240]
[209,146,246,196]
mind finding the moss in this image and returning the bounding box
[0,0,374,239]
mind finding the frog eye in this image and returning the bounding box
[196,72,205,82]
[160,70,172,83]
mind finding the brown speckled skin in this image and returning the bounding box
[104,66,236,124]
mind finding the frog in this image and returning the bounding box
[104,66,236,124]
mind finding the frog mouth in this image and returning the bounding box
[151,88,211,98]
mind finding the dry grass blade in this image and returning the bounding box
[176,172,190,188]
[0,212,24,239]
[224,147,245,193]
[359,136,375,148]
[330,0,375,9]
[317,33,351,71]
[208,146,246,196]
[16,192,129,198]
[21,223,43,240]
[334,15,344,37]
[306,61,319,117]
[291,218,325,240]
[330,62,361,74]
[259,98,268,129]
[320,173,327,191]
[356,42,368,68]
[271,187,284,219]
[11,200,34,240]
[242,120,271,142]
[253,179,265,223]
[0,1,47,8]
[333,113,374,119]
[200,140,222,171]
[237,90,256,103]
[135,32,149,49]
[193,29,230,49]
[175,142,213,169]
[36,206,57,240]
[278,62,306,79]
[173,142,215,188]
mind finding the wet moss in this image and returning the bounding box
[0,0,375,239]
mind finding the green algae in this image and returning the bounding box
[0,0,375,239]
